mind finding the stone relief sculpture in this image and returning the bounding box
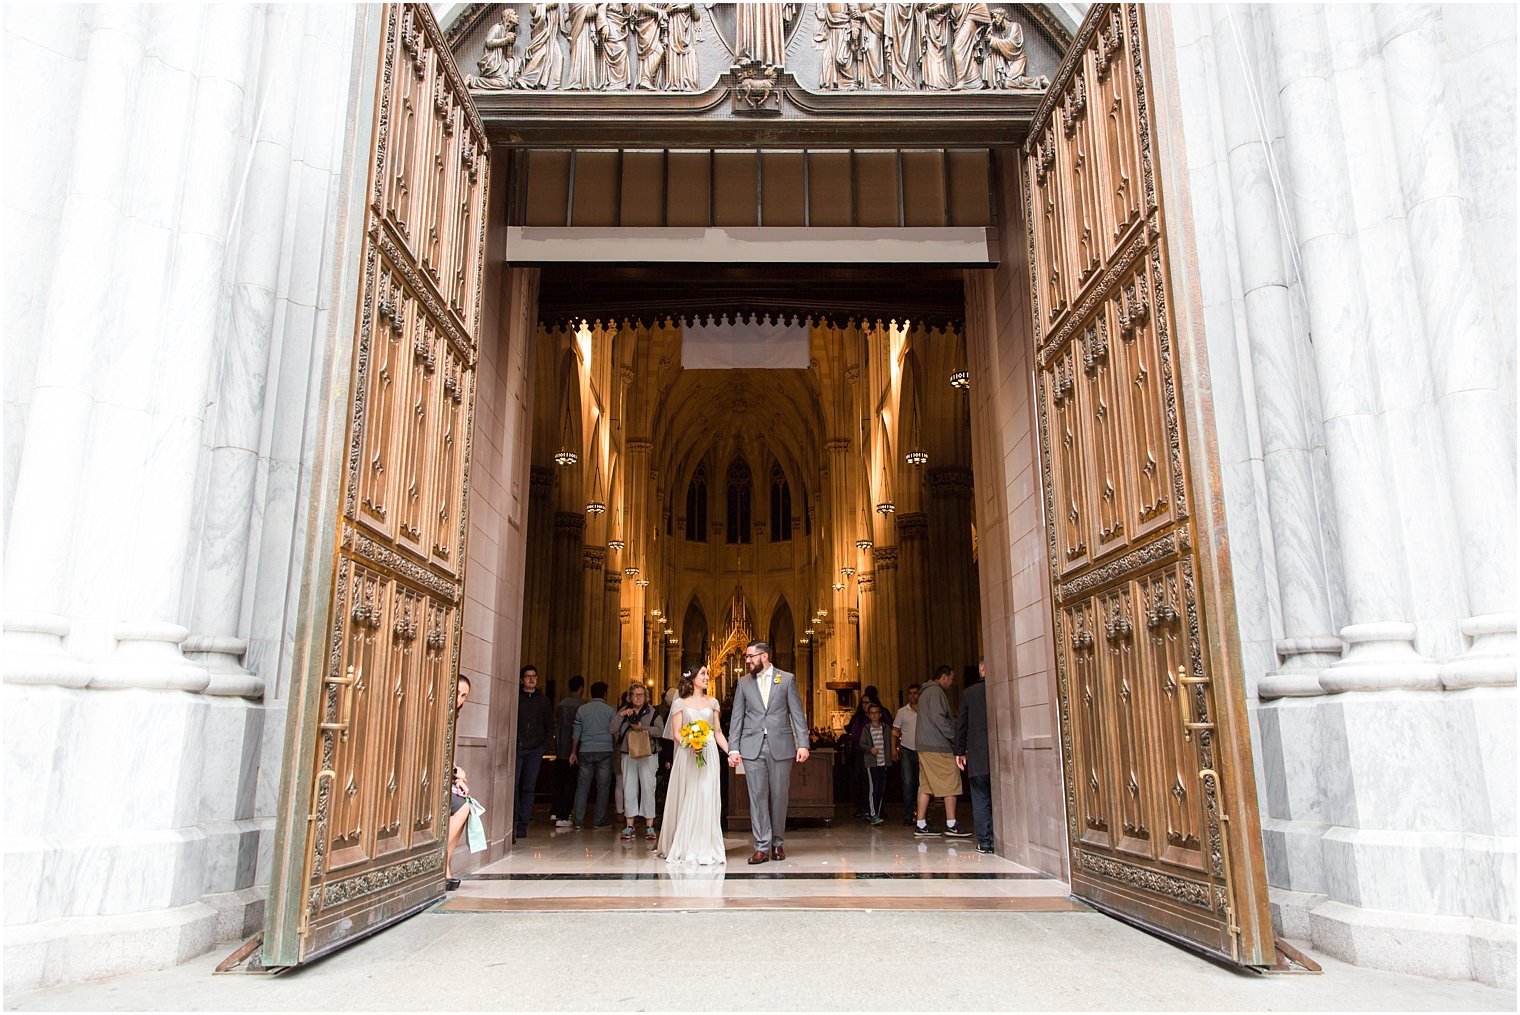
[463,2,1045,95]
[566,2,602,89]
[736,2,796,68]
[521,2,568,88]
[631,3,667,89]
[597,2,634,89]
[985,10,1048,90]
[665,3,705,91]
[468,8,523,90]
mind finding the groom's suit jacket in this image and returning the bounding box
[728,668,808,761]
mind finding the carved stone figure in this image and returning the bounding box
[598,2,634,89]
[857,3,887,88]
[885,2,918,90]
[985,10,1047,90]
[521,2,568,89]
[814,3,857,90]
[733,59,781,112]
[468,8,522,90]
[631,3,668,89]
[737,2,793,68]
[949,2,992,90]
[566,3,602,89]
[666,2,704,90]
[920,3,954,90]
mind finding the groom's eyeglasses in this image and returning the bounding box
[743,653,762,660]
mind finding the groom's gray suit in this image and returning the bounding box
[727,665,809,852]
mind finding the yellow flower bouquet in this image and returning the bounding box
[680,719,712,768]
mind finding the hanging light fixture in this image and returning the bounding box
[635,577,650,588]
[608,507,624,551]
[949,369,970,390]
[553,399,579,466]
[608,538,624,551]
[832,581,845,591]
[905,387,929,465]
[876,456,895,514]
[856,505,873,550]
[585,426,605,514]
[841,566,856,578]
[625,566,639,577]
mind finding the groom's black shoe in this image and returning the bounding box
[771,846,786,861]
[748,850,770,865]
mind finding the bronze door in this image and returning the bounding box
[1023,4,1273,964]
[263,3,490,966]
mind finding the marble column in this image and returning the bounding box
[185,5,304,698]
[548,511,585,682]
[1203,5,1343,698]
[1268,4,1438,691]
[1373,4,1518,688]
[3,5,147,687]
[871,545,900,697]
[895,512,933,687]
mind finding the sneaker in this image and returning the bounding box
[573,823,584,830]
[914,823,941,837]
[944,823,972,838]
[645,826,658,840]
[555,819,572,828]
[976,843,995,854]
[869,816,884,826]
[620,826,634,840]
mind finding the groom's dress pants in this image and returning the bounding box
[744,751,794,851]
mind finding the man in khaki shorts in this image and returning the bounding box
[913,665,972,838]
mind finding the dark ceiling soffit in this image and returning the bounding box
[535,310,968,333]
[473,72,1041,148]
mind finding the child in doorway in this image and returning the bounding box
[862,703,891,826]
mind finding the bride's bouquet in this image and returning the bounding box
[679,719,712,768]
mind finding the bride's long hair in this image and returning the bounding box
[677,664,704,700]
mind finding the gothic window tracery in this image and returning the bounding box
[685,463,708,542]
[769,464,792,541]
[726,457,753,544]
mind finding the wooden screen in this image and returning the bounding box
[1023,4,1273,964]
[265,3,490,966]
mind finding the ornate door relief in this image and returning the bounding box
[265,3,490,967]
[1024,4,1273,965]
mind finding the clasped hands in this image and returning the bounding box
[727,747,810,767]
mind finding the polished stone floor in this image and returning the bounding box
[449,807,1077,910]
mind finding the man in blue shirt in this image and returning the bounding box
[569,681,616,829]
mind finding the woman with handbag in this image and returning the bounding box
[610,682,659,841]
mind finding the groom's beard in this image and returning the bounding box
[747,660,762,676]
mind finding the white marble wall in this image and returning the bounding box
[1159,2,1516,988]
[2,4,364,990]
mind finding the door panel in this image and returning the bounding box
[265,2,489,966]
[1024,4,1273,965]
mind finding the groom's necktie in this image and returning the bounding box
[757,670,772,710]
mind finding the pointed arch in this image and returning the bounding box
[685,460,709,541]
[681,593,709,669]
[768,596,796,675]
[768,462,792,541]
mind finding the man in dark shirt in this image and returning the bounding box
[955,658,994,853]
[551,675,586,826]
[515,664,553,838]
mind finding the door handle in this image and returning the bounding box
[1174,664,1213,741]
[320,665,358,740]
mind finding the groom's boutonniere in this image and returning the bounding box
[773,673,781,686]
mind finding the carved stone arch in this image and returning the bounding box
[767,596,797,674]
[679,591,710,671]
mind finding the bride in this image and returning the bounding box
[656,665,729,865]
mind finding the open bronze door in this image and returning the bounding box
[263,3,490,967]
[1024,4,1274,965]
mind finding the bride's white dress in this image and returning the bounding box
[657,704,726,865]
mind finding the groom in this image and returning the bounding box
[727,639,809,864]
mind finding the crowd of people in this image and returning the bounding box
[444,655,996,884]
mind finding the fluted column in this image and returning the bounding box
[522,468,557,672]
[871,545,901,697]
[895,512,932,686]
[926,466,978,681]
[581,544,606,682]
[1202,5,1343,697]
[1269,5,1438,691]
[1374,4,1517,688]
[548,511,585,682]
[3,6,148,687]
[185,4,304,697]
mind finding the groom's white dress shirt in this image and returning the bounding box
[757,666,774,710]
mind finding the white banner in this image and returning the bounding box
[680,314,811,370]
